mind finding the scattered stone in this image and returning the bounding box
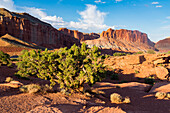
[0,81,23,88]
[27,106,62,113]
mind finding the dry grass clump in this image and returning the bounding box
[5,77,14,83]
[110,93,131,104]
[19,84,53,94]
[155,92,170,100]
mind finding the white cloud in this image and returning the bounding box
[0,0,16,11]
[68,4,115,32]
[156,5,162,8]
[152,2,159,5]
[94,0,106,4]
[0,0,119,33]
[166,16,170,19]
[115,0,122,2]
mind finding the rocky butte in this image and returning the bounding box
[155,37,170,52]
[0,8,80,49]
[0,8,157,53]
[83,28,155,52]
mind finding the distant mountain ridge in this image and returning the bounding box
[155,38,170,52]
[83,28,155,52]
[0,8,157,52]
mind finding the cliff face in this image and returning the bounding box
[58,28,100,41]
[83,28,155,52]
[155,38,170,52]
[0,8,80,49]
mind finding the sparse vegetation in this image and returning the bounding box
[16,43,106,92]
[5,77,14,83]
[144,76,155,85]
[19,84,53,94]
[0,51,12,67]
[113,52,126,56]
[147,49,155,54]
[135,70,139,74]
[133,51,143,55]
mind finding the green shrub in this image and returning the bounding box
[135,70,139,74]
[56,43,106,92]
[19,84,53,94]
[113,52,126,56]
[16,43,106,92]
[19,84,41,94]
[133,51,143,55]
[0,51,12,67]
[144,76,155,85]
[166,51,170,54]
[147,49,155,54]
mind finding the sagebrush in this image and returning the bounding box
[16,43,106,92]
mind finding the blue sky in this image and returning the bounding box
[1,0,170,42]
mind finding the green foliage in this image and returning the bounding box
[16,49,59,86]
[135,70,139,74]
[16,43,106,92]
[166,51,170,54]
[0,51,12,67]
[113,52,126,56]
[133,51,143,55]
[19,84,53,94]
[147,49,156,54]
[56,43,106,91]
[144,76,155,85]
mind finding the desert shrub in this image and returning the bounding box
[56,43,106,92]
[19,84,41,94]
[110,93,122,103]
[16,43,106,92]
[147,49,155,54]
[0,51,12,67]
[166,51,170,54]
[113,52,126,56]
[5,77,14,83]
[135,70,139,74]
[16,49,59,86]
[144,76,155,85]
[20,84,53,94]
[133,51,143,55]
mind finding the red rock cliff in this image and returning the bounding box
[0,8,80,49]
[84,28,155,52]
[58,28,99,41]
[155,38,170,52]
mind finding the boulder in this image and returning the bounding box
[149,82,170,93]
[155,67,169,80]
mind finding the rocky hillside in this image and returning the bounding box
[0,8,80,49]
[155,37,170,52]
[0,8,157,52]
[83,28,155,52]
[58,28,100,41]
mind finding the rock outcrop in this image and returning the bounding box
[155,37,170,52]
[58,28,100,41]
[0,8,80,49]
[83,28,155,52]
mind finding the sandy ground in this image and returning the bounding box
[0,65,170,113]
